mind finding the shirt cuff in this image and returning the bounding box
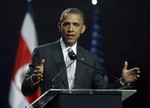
[120,79,125,86]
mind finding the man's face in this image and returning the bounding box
[58,13,86,46]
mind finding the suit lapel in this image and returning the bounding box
[51,42,88,89]
[51,41,69,89]
[74,46,88,89]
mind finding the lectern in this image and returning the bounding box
[26,89,137,108]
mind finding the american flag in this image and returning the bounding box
[90,5,108,81]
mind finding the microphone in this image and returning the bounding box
[68,49,119,80]
[68,48,77,60]
[51,49,77,88]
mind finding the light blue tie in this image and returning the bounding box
[66,47,75,89]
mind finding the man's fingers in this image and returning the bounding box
[32,73,43,82]
[123,61,128,70]
[129,68,140,74]
[35,59,45,69]
[33,59,45,82]
[40,59,45,66]
[35,66,41,70]
[34,71,43,77]
[34,59,45,72]
[137,75,140,78]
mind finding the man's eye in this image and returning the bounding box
[63,23,69,26]
[74,23,80,26]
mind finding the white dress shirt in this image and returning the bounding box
[60,38,77,89]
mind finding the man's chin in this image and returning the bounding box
[66,41,75,46]
[63,38,76,46]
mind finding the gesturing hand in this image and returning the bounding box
[32,59,45,83]
[121,61,140,85]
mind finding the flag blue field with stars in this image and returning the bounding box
[90,5,108,81]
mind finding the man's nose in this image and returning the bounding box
[68,24,74,32]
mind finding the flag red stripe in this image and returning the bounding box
[26,88,41,103]
[9,3,40,107]
[12,35,31,80]
[12,35,40,103]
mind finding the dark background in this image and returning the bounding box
[0,0,150,107]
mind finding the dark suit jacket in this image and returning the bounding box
[21,40,122,96]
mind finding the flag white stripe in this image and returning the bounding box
[21,12,38,53]
[9,82,29,108]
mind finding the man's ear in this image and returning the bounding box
[57,23,61,32]
[81,24,86,34]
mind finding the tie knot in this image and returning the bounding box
[67,47,72,52]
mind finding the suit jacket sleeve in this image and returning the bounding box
[21,47,41,96]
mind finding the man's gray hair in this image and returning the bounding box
[60,8,85,24]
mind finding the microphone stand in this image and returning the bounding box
[51,60,75,88]
[77,58,119,80]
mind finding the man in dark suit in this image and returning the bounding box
[21,8,140,96]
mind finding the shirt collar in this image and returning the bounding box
[60,38,77,54]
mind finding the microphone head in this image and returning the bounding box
[68,49,77,60]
